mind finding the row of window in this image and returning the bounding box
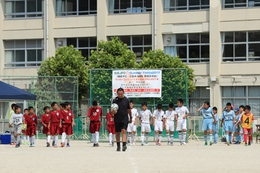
[190,86,260,117]
[4,0,260,18]
[3,31,260,67]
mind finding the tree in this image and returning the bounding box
[88,37,137,104]
[38,46,89,100]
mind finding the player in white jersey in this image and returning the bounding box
[9,105,24,148]
[152,104,165,146]
[175,99,190,146]
[165,103,176,146]
[138,102,152,146]
[127,100,138,145]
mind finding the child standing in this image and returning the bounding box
[9,106,23,148]
[241,105,254,146]
[106,109,116,147]
[152,104,165,146]
[60,102,75,147]
[165,103,176,146]
[221,102,235,146]
[41,106,51,147]
[24,106,38,147]
[87,100,102,147]
[127,100,138,145]
[22,108,30,145]
[212,107,219,144]
[49,102,61,148]
[138,102,152,146]
[175,99,190,146]
[9,103,17,145]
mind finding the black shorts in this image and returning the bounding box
[115,122,128,133]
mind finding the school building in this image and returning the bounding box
[0,0,260,117]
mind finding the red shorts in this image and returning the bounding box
[50,123,60,135]
[62,124,73,135]
[27,126,36,137]
[42,126,50,135]
[89,121,101,134]
[107,125,116,134]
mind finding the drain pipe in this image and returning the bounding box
[45,0,49,58]
[154,0,157,50]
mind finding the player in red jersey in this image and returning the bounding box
[60,102,75,147]
[22,108,30,145]
[49,102,61,148]
[106,110,116,147]
[87,100,102,147]
[24,106,38,147]
[41,106,51,147]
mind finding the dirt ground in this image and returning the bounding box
[0,139,259,173]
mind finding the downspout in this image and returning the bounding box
[154,0,157,50]
[46,0,49,58]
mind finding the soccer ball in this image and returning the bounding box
[110,103,119,111]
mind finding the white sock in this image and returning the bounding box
[32,136,35,144]
[183,132,187,143]
[67,135,71,144]
[29,137,32,144]
[16,136,20,144]
[128,134,131,143]
[141,134,145,143]
[166,133,170,142]
[146,134,149,143]
[132,133,135,143]
[159,134,162,143]
[92,134,96,144]
[55,135,58,145]
[47,135,51,143]
[109,133,112,144]
[27,136,29,142]
[112,134,115,142]
[95,131,99,144]
[24,136,26,141]
[170,134,174,142]
[46,136,48,142]
[155,133,159,140]
[62,132,66,143]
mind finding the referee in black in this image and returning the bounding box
[113,88,132,152]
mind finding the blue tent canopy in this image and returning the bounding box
[0,81,36,100]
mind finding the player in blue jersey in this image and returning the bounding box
[212,107,219,144]
[198,101,216,146]
[221,102,236,146]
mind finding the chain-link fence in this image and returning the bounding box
[0,76,79,136]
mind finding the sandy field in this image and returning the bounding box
[0,139,259,173]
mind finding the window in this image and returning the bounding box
[164,0,209,11]
[164,33,210,63]
[5,0,43,18]
[108,0,152,14]
[189,87,210,116]
[222,31,260,62]
[223,0,260,8]
[222,86,260,116]
[109,35,152,60]
[56,0,97,16]
[66,37,97,60]
[5,40,44,67]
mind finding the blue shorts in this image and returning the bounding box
[212,123,219,133]
[233,125,241,133]
[224,121,234,132]
[202,119,213,131]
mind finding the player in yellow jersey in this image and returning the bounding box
[241,105,254,146]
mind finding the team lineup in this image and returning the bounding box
[8,88,255,150]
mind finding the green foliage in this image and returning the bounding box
[89,39,196,106]
[89,37,138,69]
[38,46,89,100]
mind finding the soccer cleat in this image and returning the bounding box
[182,142,186,146]
[61,143,65,147]
[122,145,127,152]
[248,142,251,146]
[145,142,148,146]
[204,142,208,146]
[32,143,35,147]
[15,144,19,148]
[52,141,55,147]
[96,143,100,147]
[11,142,16,146]
[141,143,144,146]
[112,142,114,147]
[66,143,70,147]
[210,142,213,146]
[30,144,33,147]
[226,142,230,146]
[54,145,57,148]
[46,142,50,147]
[116,147,121,152]
[170,142,173,146]
[178,143,182,146]
[93,144,96,147]
[167,141,170,146]
[158,142,162,146]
